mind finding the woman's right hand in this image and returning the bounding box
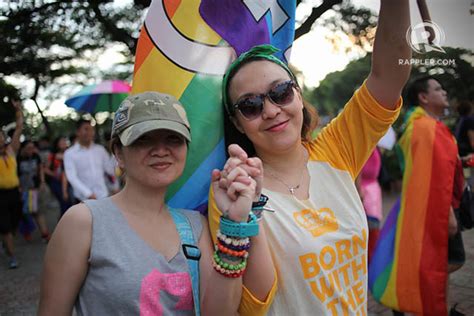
[223,144,263,202]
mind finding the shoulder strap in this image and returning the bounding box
[169,207,201,316]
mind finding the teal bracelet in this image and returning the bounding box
[219,212,259,237]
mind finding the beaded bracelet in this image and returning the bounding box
[212,260,246,278]
[216,242,249,258]
[219,252,244,263]
[217,237,251,251]
[216,230,250,247]
[213,251,247,271]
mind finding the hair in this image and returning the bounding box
[19,139,35,156]
[223,57,319,157]
[109,135,123,157]
[69,133,77,145]
[76,118,92,130]
[51,136,66,154]
[406,75,437,107]
[457,100,472,117]
[109,135,125,180]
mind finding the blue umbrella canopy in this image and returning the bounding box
[65,80,131,114]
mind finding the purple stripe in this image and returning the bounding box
[199,0,270,56]
[377,197,400,240]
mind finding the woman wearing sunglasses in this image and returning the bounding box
[39,92,263,315]
[208,1,412,315]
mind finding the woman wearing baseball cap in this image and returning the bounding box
[39,92,263,315]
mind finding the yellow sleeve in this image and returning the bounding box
[208,186,278,316]
[307,81,401,179]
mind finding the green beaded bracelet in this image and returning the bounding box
[213,250,247,271]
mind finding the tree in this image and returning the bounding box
[1,0,379,137]
[306,47,474,116]
[296,1,377,53]
[0,78,21,127]
[407,48,474,105]
[0,1,147,135]
[303,53,371,116]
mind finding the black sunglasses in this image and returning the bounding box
[232,80,297,120]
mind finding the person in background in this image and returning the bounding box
[37,136,51,166]
[371,75,465,316]
[64,119,119,202]
[356,147,383,262]
[44,136,73,218]
[454,101,474,187]
[17,140,51,242]
[0,99,23,269]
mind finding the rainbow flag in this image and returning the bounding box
[132,0,295,211]
[368,107,458,315]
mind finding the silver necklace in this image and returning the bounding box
[264,149,308,195]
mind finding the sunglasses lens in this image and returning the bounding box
[269,81,294,105]
[233,81,295,120]
[237,96,264,120]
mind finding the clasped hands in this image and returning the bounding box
[212,144,263,223]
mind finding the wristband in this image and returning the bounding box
[252,194,268,209]
[219,212,259,237]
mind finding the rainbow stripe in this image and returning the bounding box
[369,107,458,315]
[22,189,39,214]
[132,0,295,211]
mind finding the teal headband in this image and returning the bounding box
[222,44,296,116]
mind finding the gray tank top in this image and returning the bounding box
[75,198,202,316]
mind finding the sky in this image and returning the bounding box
[16,0,474,117]
[292,0,474,87]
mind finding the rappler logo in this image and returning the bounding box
[406,21,446,54]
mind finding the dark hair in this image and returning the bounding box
[76,118,92,130]
[109,135,125,179]
[224,58,319,157]
[19,139,35,155]
[51,136,66,154]
[109,135,122,155]
[69,133,76,145]
[457,100,472,117]
[406,75,437,107]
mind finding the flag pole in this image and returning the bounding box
[416,0,434,44]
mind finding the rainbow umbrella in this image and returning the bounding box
[65,80,131,114]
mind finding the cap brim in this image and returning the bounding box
[119,120,191,146]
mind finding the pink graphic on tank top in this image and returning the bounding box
[139,268,193,316]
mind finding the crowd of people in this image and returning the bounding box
[1,0,472,315]
[0,109,121,270]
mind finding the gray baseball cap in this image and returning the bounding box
[111,91,191,146]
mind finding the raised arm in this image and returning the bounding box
[366,0,412,109]
[10,100,24,154]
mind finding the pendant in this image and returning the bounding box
[289,185,299,195]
